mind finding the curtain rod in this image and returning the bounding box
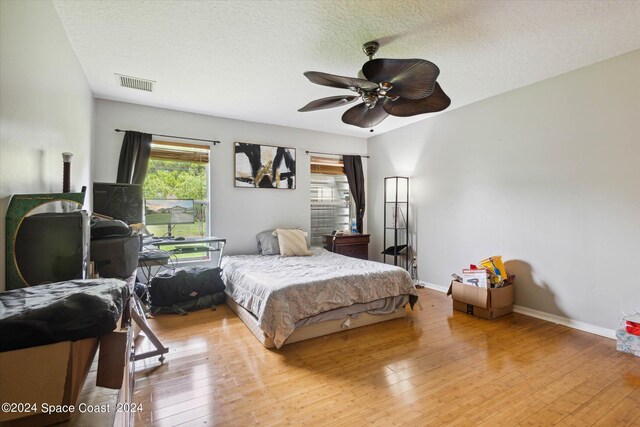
[114,129,221,145]
[305,150,369,158]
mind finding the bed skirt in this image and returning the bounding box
[226,296,408,349]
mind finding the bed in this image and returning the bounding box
[221,247,418,348]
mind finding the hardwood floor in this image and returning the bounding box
[132,289,640,426]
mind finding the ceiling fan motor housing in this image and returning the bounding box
[352,85,394,109]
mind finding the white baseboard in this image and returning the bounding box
[420,281,616,340]
[420,281,450,294]
[512,305,616,340]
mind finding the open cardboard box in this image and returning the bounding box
[448,280,514,320]
[0,330,130,426]
[0,338,98,426]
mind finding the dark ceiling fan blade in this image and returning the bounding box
[304,71,378,91]
[298,95,358,112]
[362,58,440,99]
[341,102,389,128]
[383,82,451,117]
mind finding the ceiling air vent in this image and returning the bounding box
[115,74,155,92]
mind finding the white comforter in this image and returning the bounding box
[221,248,418,348]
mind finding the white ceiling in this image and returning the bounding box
[53,0,640,138]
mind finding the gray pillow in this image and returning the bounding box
[256,230,280,255]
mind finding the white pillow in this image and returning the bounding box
[273,229,311,257]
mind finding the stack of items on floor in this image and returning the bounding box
[149,266,226,315]
[616,313,640,357]
[448,256,515,320]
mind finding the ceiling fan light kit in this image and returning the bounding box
[299,41,451,129]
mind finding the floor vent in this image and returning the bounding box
[115,74,155,92]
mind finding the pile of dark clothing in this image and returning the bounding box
[149,266,226,315]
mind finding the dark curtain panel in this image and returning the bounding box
[116,131,152,184]
[343,155,365,234]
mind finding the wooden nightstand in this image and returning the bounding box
[323,234,370,260]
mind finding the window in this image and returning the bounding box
[143,140,210,239]
[310,156,351,246]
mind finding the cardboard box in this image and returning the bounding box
[448,280,514,320]
[0,338,98,425]
[616,329,640,357]
[96,329,131,389]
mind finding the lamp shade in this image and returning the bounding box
[385,176,409,203]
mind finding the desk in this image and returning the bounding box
[138,237,226,283]
[137,250,172,283]
[145,236,226,267]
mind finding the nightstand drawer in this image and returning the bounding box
[336,243,368,260]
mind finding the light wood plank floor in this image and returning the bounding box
[132,288,640,426]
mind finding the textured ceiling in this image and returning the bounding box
[53,0,640,138]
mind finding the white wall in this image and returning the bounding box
[93,99,367,255]
[0,0,94,291]
[367,50,640,332]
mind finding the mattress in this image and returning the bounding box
[0,279,129,352]
[221,248,418,348]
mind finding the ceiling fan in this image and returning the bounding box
[298,41,451,129]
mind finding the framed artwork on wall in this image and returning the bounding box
[234,142,296,189]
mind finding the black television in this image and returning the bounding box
[14,212,90,286]
[93,182,143,224]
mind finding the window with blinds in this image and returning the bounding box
[310,156,351,246]
[143,140,210,244]
[150,140,209,163]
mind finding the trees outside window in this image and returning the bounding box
[143,141,209,238]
